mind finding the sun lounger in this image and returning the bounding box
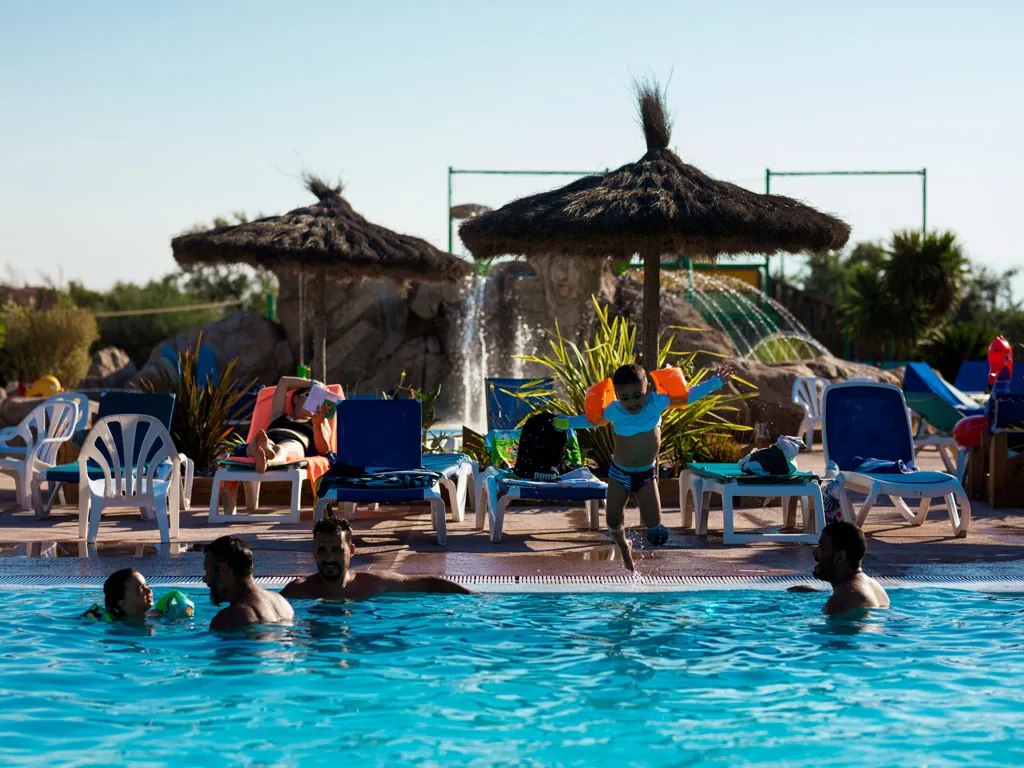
[823,381,970,537]
[209,384,342,524]
[421,452,473,522]
[679,462,824,544]
[485,377,553,431]
[953,360,991,395]
[314,399,448,544]
[479,468,607,543]
[902,363,984,473]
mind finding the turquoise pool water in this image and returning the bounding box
[0,587,1022,766]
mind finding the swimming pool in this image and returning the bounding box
[1,587,1022,766]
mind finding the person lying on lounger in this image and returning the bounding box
[243,376,333,473]
[281,517,471,600]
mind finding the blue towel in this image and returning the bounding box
[853,457,916,474]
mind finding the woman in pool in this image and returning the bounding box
[83,569,194,622]
[244,375,334,473]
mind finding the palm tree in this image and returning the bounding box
[884,230,968,323]
[843,266,929,360]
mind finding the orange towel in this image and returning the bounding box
[223,384,343,497]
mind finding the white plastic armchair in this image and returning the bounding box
[0,401,79,510]
[78,415,181,543]
[791,377,828,450]
[0,393,89,456]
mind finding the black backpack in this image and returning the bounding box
[513,412,569,481]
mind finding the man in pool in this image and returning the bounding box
[789,521,890,615]
[280,517,471,600]
[204,535,294,630]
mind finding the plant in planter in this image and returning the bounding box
[513,298,755,476]
[388,372,446,453]
[139,336,255,475]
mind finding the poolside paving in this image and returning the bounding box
[0,448,1020,582]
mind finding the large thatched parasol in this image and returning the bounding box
[459,82,851,369]
[172,176,473,381]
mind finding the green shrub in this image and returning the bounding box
[514,299,754,475]
[139,336,254,475]
[1,303,98,387]
[919,322,998,383]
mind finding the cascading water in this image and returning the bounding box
[659,271,832,362]
[454,275,489,433]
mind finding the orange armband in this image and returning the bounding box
[584,379,614,425]
[650,367,689,407]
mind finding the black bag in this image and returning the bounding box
[513,412,569,481]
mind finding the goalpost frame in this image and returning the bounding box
[765,167,928,280]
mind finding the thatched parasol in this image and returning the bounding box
[172,176,473,381]
[458,81,851,369]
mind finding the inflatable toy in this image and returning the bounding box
[953,414,987,449]
[988,336,1013,387]
[25,376,61,398]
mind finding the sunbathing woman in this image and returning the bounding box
[245,376,333,472]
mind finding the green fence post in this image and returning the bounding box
[267,293,276,322]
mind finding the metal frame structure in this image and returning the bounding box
[765,167,928,280]
[447,167,609,253]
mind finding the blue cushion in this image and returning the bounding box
[858,470,956,485]
[501,483,607,502]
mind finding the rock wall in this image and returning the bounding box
[135,310,294,386]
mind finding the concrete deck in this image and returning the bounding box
[0,448,1020,582]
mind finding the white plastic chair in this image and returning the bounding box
[0,392,89,457]
[791,376,828,450]
[78,415,181,543]
[0,400,79,510]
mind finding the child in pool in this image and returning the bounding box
[83,568,195,622]
[556,363,734,570]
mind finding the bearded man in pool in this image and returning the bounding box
[789,521,890,615]
[204,535,294,630]
[281,517,471,600]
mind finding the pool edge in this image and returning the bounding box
[3,574,1023,593]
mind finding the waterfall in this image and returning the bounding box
[453,275,488,433]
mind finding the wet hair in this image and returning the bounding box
[205,535,254,578]
[103,568,139,618]
[612,364,647,389]
[313,516,353,540]
[822,521,867,567]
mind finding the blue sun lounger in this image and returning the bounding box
[902,363,984,473]
[823,381,970,537]
[313,399,449,545]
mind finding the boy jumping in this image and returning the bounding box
[557,363,734,570]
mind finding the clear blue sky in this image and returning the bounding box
[1,1,1020,294]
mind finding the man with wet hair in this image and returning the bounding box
[204,535,294,630]
[789,521,890,615]
[281,517,471,600]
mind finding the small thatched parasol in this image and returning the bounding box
[172,176,472,381]
[459,81,851,369]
